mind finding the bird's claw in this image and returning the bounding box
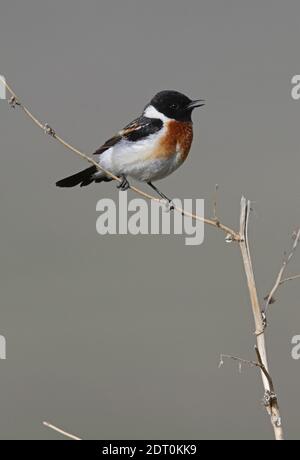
[117,176,130,191]
[161,199,174,212]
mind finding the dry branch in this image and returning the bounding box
[238,198,283,440]
[43,421,81,440]
[264,229,300,315]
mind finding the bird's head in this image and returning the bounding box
[144,90,204,122]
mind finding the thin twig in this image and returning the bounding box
[238,197,284,440]
[254,346,275,395]
[264,228,300,315]
[280,274,300,285]
[43,421,82,440]
[3,79,240,242]
[220,348,278,410]
[219,353,263,372]
[219,350,272,387]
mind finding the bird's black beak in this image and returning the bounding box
[187,99,205,109]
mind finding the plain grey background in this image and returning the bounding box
[0,0,300,440]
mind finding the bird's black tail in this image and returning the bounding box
[56,166,112,188]
[56,166,97,187]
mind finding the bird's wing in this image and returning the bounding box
[93,116,163,156]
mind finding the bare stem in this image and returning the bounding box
[220,349,274,391]
[264,229,300,315]
[280,274,300,285]
[43,421,81,440]
[238,197,284,440]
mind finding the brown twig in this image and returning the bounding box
[43,421,82,440]
[220,347,278,410]
[280,274,300,285]
[219,353,263,373]
[238,197,284,440]
[219,348,273,389]
[263,228,300,315]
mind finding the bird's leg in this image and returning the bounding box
[117,175,130,191]
[147,182,174,210]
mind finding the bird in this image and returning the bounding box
[56,90,204,204]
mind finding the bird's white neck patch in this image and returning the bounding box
[143,105,170,122]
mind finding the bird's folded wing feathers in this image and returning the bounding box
[93,116,163,155]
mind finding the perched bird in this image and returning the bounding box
[56,90,204,203]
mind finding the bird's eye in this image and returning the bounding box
[170,103,179,110]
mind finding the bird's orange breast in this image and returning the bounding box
[151,120,193,162]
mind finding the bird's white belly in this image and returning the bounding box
[98,135,181,182]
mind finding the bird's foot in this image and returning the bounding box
[161,199,174,212]
[168,200,175,211]
[117,176,130,191]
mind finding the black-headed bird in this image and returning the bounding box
[56,90,204,203]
